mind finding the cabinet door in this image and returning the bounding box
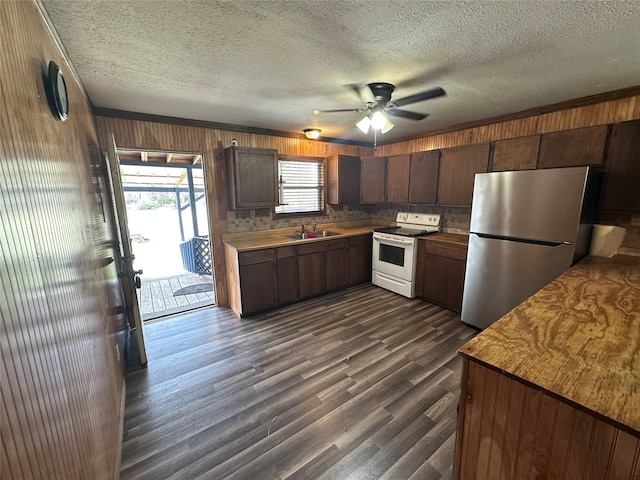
[326,248,349,291]
[408,150,439,204]
[600,120,640,211]
[386,154,410,203]
[277,247,298,306]
[492,135,540,171]
[298,252,325,299]
[360,156,386,203]
[438,144,490,207]
[225,147,278,209]
[239,262,278,315]
[327,155,361,204]
[420,255,466,312]
[349,235,372,285]
[537,125,607,169]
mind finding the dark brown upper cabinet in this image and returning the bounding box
[408,150,440,204]
[386,154,410,203]
[438,143,490,207]
[326,155,361,204]
[225,146,278,209]
[537,125,608,169]
[600,119,640,212]
[360,156,386,203]
[492,135,540,172]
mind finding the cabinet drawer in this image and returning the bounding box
[297,238,349,255]
[423,241,467,261]
[349,234,372,246]
[276,246,296,258]
[239,248,275,266]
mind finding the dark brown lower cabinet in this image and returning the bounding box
[298,252,325,299]
[226,233,374,315]
[276,246,298,306]
[230,248,278,316]
[325,247,349,291]
[349,234,372,285]
[416,238,467,312]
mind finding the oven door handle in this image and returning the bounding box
[373,234,416,246]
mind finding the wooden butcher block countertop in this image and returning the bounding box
[222,220,386,252]
[459,254,640,434]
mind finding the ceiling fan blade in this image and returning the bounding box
[391,87,446,107]
[346,84,375,105]
[313,108,366,114]
[385,109,428,121]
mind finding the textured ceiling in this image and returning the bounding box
[42,0,640,143]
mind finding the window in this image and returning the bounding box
[275,157,325,215]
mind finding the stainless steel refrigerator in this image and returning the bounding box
[461,166,602,329]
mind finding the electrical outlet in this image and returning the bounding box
[250,209,255,219]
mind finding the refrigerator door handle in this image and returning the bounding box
[474,232,567,247]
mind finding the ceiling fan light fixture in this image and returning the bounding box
[370,111,387,130]
[380,116,394,134]
[356,116,371,134]
[303,128,321,140]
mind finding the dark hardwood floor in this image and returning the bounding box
[120,284,477,480]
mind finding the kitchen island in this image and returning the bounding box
[453,254,640,479]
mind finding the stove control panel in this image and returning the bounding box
[395,212,441,228]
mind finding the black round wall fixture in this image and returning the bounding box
[44,61,69,121]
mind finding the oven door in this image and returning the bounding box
[372,233,416,281]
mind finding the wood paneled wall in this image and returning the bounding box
[94,116,373,307]
[454,360,640,480]
[378,95,640,155]
[1,2,127,479]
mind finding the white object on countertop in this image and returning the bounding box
[589,225,626,257]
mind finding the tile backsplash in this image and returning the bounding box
[367,205,472,234]
[227,204,371,233]
[227,203,472,234]
[225,204,640,256]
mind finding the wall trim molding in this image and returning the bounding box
[378,85,640,146]
[94,107,373,147]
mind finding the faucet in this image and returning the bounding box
[300,223,306,234]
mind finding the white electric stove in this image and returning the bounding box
[372,212,442,298]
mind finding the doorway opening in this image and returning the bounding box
[117,149,215,321]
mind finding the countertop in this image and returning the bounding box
[459,254,640,434]
[223,220,386,252]
[422,232,469,246]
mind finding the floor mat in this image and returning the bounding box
[173,283,213,296]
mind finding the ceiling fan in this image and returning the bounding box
[313,82,446,134]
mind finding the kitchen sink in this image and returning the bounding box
[287,231,340,240]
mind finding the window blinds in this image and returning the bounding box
[275,159,324,214]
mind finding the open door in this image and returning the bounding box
[105,134,148,365]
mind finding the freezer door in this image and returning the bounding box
[461,234,575,329]
[470,167,589,242]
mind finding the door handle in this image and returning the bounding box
[118,268,143,290]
